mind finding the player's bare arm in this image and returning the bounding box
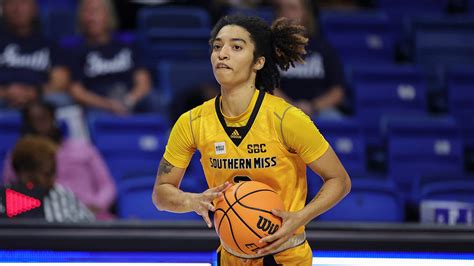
[157,158,174,176]
[153,158,231,228]
[303,145,352,222]
[258,146,351,255]
[152,157,189,212]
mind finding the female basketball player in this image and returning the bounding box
[152,15,351,265]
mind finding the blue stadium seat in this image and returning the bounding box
[59,32,137,51]
[320,11,395,64]
[226,7,274,23]
[318,178,404,222]
[412,173,474,205]
[137,6,211,61]
[378,0,448,46]
[351,65,427,148]
[418,179,474,225]
[140,28,210,62]
[88,114,170,182]
[138,6,210,29]
[457,117,474,171]
[421,180,474,203]
[377,0,448,26]
[315,117,366,177]
[445,65,474,168]
[411,17,474,68]
[306,166,324,203]
[182,153,208,194]
[0,112,21,179]
[386,116,464,201]
[446,66,474,118]
[469,0,474,15]
[37,0,77,16]
[157,60,216,106]
[118,176,201,220]
[353,65,427,118]
[40,9,76,41]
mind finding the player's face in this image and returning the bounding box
[211,25,257,88]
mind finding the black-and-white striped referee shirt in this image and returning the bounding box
[43,184,95,222]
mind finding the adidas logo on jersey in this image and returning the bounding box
[230,129,242,139]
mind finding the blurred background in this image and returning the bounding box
[0,0,474,264]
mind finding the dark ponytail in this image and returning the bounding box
[210,15,308,94]
[271,18,308,71]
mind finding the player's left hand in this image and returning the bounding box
[256,209,303,255]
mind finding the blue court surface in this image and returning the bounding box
[1,250,474,265]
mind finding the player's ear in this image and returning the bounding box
[253,56,265,71]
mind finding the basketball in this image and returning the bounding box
[213,181,285,256]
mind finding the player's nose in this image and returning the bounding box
[218,45,230,60]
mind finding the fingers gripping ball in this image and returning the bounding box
[214,181,284,256]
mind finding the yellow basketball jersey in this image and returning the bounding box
[190,90,313,234]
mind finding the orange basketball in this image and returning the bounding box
[213,181,284,256]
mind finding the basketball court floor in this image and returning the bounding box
[2,250,473,265]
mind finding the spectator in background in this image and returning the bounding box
[0,136,94,222]
[272,0,346,118]
[204,0,272,23]
[170,83,219,123]
[69,0,157,115]
[0,0,72,109]
[2,101,116,220]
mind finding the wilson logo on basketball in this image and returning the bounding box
[257,216,279,235]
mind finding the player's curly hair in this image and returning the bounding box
[210,15,308,94]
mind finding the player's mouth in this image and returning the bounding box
[216,63,232,70]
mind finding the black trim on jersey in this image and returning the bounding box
[215,89,265,147]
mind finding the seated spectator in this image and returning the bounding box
[0,0,72,109]
[2,101,117,220]
[170,83,219,123]
[272,0,346,118]
[0,136,94,222]
[69,0,157,115]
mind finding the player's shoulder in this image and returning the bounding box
[264,93,314,126]
[264,92,296,116]
[177,97,217,125]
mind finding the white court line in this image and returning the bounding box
[312,257,474,265]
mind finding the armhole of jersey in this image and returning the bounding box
[277,106,294,152]
[189,110,197,147]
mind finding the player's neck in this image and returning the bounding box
[220,83,256,117]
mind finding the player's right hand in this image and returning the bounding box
[188,181,231,228]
